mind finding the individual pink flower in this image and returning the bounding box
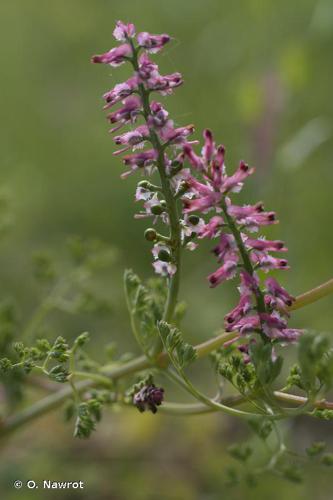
[238,270,260,295]
[102,77,138,109]
[91,44,132,66]
[251,253,289,271]
[244,237,287,252]
[137,32,170,53]
[122,150,157,178]
[199,216,225,239]
[207,253,239,287]
[227,315,260,335]
[113,125,150,155]
[224,294,252,328]
[220,161,255,194]
[212,233,236,262]
[113,20,136,41]
[107,96,142,131]
[265,277,295,308]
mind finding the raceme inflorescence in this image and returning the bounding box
[1,20,333,487]
[91,20,302,363]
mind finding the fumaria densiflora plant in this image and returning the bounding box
[1,21,333,485]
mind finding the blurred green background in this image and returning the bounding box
[0,0,333,498]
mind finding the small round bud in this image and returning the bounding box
[158,249,171,262]
[188,215,200,225]
[144,228,157,241]
[160,200,167,208]
[151,205,164,215]
[177,181,189,195]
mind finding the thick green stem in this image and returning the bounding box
[289,277,333,311]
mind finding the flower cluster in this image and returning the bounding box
[182,131,302,350]
[92,20,196,276]
[92,21,302,357]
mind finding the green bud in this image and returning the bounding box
[151,205,164,216]
[75,332,90,347]
[228,443,253,462]
[36,339,51,353]
[13,342,25,358]
[306,441,326,457]
[169,160,183,176]
[0,357,12,373]
[144,228,157,242]
[188,215,200,225]
[313,408,333,420]
[48,365,69,383]
[177,181,189,196]
[158,249,171,262]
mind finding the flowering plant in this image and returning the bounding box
[1,20,333,486]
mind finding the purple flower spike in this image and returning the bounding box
[92,23,302,353]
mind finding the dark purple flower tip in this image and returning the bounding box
[133,384,164,414]
[239,160,249,172]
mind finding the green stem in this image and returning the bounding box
[220,198,266,315]
[129,43,181,331]
[1,278,333,438]
[289,277,333,311]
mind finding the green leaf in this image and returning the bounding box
[228,443,253,462]
[306,441,326,457]
[124,270,161,355]
[157,321,197,368]
[249,342,283,384]
[321,453,333,466]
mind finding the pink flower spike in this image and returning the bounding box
[113,21,136,41]
[91,44,132,66]
[137,32,171,53]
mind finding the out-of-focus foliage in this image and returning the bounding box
[0,0,333,498]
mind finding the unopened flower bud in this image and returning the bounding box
[133,384,164,414]
[144,228,157,241]
[151,204,165,215]
[177,181,189,196]
[188,215,200,225]
[158,249,171,262]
